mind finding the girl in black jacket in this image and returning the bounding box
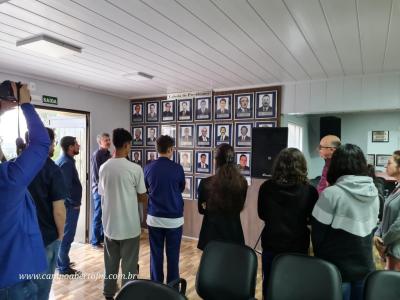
[258,148,318,298]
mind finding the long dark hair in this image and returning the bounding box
[327,143,368,185]
[271,148,308,185]
[207,144,247,214]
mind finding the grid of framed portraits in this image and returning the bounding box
[130,88,280,200]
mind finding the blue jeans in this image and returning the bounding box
[33,239,61,300]
[90,192,103,246]
[148,226,183,284]
[57,206,80,272]
[342,280,364,300]
[0,280,38,300]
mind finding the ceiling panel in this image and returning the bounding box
[248,0,326,80]
[7,1,212,88]
[107,0,260,85]
[174,0,295,82]
[214,0,310,81]
[129,0,275,83]
[40,0,237,88]
[357,0,392,73]
[383,0,400,71]
[320,0,363,75]
[0,0,397,98]
[283,0,344,77]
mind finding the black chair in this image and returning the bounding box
[115,278,187,300]
[196,241,258,300]
[267,254,342,300]
[364,270,400,300]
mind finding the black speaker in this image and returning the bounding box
[251,127,288,178]
[320,116,341,139]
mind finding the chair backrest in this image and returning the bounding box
[267,254,342,300]
[196,241,258,300]
[364,270,400,300]
[115,279,187,300]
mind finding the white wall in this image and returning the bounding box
[282,72,400,114]
[0,72,129,154]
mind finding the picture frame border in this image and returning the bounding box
[131,101,144,124]
[214,94,233,120]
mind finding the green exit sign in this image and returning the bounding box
[42,95,58,105]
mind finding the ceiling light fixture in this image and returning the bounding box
[124,72,154,81]
[16,35,82,58]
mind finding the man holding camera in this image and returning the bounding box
[0,81,50,299]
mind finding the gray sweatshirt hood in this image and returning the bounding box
[335,175,378,203]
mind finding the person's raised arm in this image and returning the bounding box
[6,84,50,187]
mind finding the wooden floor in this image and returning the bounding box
[51,233,384,300]
[51,233,263,300]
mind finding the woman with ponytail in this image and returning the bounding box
[197,143,248,250]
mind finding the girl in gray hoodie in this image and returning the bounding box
[374,150,400,270]
[312,144,379,300]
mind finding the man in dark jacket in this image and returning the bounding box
[56,136,82,275]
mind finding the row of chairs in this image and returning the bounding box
[115,241,400,300]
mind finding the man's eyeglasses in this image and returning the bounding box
[318,145,336,150]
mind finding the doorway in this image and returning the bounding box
[0,105,90,243]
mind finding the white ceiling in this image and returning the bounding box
[0,0,398,98]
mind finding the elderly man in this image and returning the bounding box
[317,135,341,194]
[90,133,111,249]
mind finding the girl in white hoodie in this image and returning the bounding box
[312,144,379,300]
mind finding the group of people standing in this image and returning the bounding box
[0,85,84,300]
[190,132,400,300]
[2,85,399,300]
[91,131,400,300]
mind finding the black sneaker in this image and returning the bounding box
[59,267,82,275]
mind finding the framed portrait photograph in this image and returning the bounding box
[178,124,194,147]
[255,91,277,118]
[161,100,176,122]
[372,131,389,143]
[235,122,252,148]
[195,150,212,174]
[255,121,277,128]
[195,97,212,121]
[178,150,193,173]
[195,177,206,200]
[182,176,193,200]
[131,102,144,123]
[234,93,253,119]
[177,98,193,122]
[215,123,232,146]
[145,149,158,165]
[130,149,143,167]
[161,124,176,141]
[366,154,375,166]
[236,151,251,176]
[376,154,391,167]
[214,95,232,120]
[145,125,159,147]
[131,126,144,147]
[145,101,160,123]
[196,124,213,148]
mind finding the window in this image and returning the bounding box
[288,122,303,151]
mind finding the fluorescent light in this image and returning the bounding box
[16,35,82,58]
[124,72,154,81]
